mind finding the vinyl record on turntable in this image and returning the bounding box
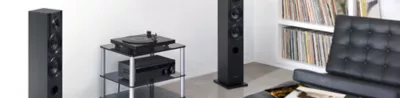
[122,35,156,44]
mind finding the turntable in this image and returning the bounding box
[111,31,175,55]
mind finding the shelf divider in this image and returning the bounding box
[101,71,184,88]
[100,43,185,57]
[279,19,334,33]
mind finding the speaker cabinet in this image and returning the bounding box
[214,0,247,89]
[29,8,62,98]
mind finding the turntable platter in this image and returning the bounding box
[122,35,155,44]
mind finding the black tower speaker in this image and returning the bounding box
[213,0,248,89]
[29,8,62,98]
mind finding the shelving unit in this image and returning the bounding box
[100,43,186,98]
[275,0,357,73]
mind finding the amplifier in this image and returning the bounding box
[118,55,175,80]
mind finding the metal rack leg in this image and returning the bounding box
[117,82,121,98]
[180,48,185,98]
[102,49,106,98]
[129,56,136,98]
[117,60,121,98]
[149,79,155,98]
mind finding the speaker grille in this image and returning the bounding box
[48,15,62,79]
[229,0,243,39]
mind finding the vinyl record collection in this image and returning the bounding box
[282,27,332,67]
[282,0,347,26]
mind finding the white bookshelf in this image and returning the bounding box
[278,58,326,73]
[274,0,357,73]
[278,20,334,33]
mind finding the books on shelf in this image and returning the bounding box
[282,27,332,67]
[282,0,347,26]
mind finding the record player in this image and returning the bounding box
[111,31,175,55]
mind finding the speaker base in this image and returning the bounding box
[213,80,248,89]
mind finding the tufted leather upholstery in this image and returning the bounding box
[294,15,400,98]
[328,15,400,86]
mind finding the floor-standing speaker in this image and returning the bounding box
[213,0,248,89]
[29,8,62,98]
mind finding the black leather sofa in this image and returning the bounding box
[294,15,400,98]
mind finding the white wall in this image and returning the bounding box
[253,0,279,65]
[381,0,400,21]
[0,0,255,98]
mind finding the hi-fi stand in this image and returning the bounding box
[100,32,186,98]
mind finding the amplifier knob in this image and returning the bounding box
[169,67,175,74]
[162,69,169,75]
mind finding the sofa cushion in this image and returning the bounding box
[327,15,400,86]
[293,69,399,98]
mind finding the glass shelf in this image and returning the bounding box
[100,43,185,57]
[100,86,179,98]
[101,71,184,88]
